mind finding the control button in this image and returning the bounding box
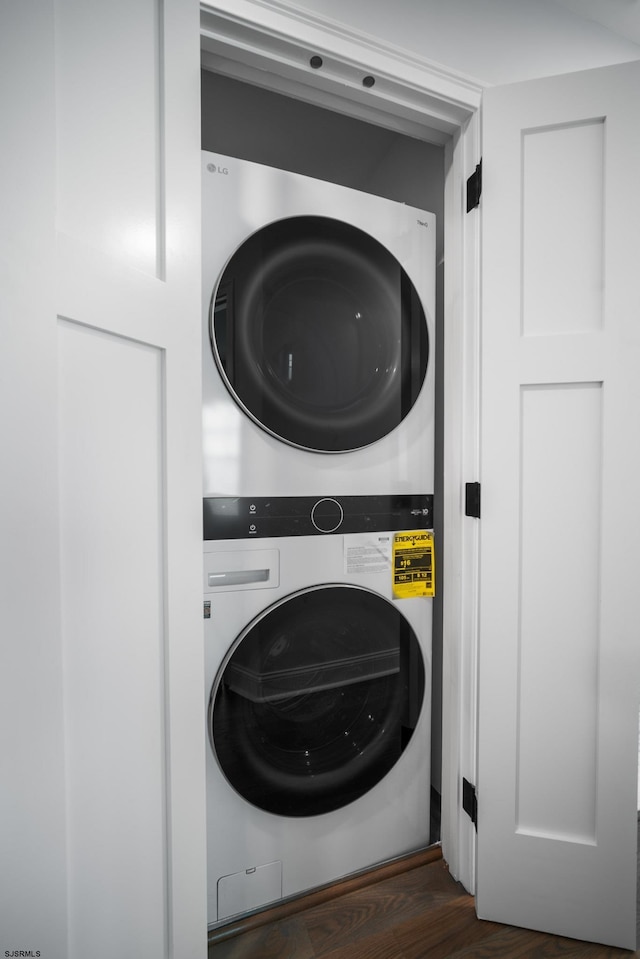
[311,498,344,533]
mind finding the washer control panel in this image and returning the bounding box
[203,494,433,540]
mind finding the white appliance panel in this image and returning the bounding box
[204,534,432,926]
[202,151,436,497]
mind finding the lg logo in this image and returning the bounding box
[207,163,229,175]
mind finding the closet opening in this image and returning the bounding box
[200,62,445,859]
[199,2,482,904]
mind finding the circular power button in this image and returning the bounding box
[311,498,344,533]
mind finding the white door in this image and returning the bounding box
[477,59,640,948]
[1,3,206,958]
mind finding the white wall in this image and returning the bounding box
[280,0,640,84]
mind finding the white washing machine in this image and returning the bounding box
[203,496,433,927]
[202,151,436,498]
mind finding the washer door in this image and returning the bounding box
[209,216,429,452]
[209,585,426,817]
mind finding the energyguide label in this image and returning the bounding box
[392,530,435,598]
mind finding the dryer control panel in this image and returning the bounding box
[203,493,433,540]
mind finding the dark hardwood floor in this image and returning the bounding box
[208,849,638,959]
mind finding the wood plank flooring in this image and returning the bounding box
[208,852,638,959]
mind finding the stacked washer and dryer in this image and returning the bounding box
[202,151,436,927]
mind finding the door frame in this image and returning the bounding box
[199,0,483,892]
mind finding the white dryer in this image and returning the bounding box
[202,151,436,498]
[203,495,433,927]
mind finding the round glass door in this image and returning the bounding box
[209,585,426,817]
[209,216,429,452]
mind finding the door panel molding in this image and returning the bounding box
[478,59,640,949]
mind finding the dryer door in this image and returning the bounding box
[209,584,425,817]
[209,216,429,452]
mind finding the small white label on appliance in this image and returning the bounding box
[343,533,392,575]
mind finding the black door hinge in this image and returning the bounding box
[465,482,481,518]
[462,778,477,829]
[466,160,482,212]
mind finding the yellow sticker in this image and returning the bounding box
[392,530,435,599]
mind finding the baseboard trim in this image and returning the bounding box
[208,843,443,946]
